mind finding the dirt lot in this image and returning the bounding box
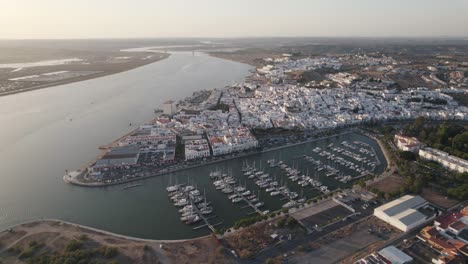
[224,216,306,259]
[288,216,401,264]
[368,175,405,194]
[0,220,228,264]
[420,187,460,209]
[161,236,231,264]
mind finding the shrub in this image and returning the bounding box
[18,248,35,259]
[7,245,22,254]
[276,218,286,228]
[65,239,83,252]
[103,246,118,258]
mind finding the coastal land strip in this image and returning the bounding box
[0,47,170,97]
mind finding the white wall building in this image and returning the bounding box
[163,100,177,115]
[419,147,468,173]
[394,134,421,153]
[184,139,211,161]
[374,195,433,232]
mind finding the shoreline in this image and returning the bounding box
[0,53,170,97]
[0,219,227,264]
[0,219,205,244]
[66,119,468,188]
[64,129,362,187]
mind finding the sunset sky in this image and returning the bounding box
[1,0,467,39]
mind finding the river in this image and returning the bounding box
[0,52,386,240]
[0,52,251,236]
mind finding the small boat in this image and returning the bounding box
[283,201,296,208]
[181,214,196,222]
[254,202,264,208]
[235,186,246,192]
[197,202,211,208]
[166,184,180,192]
[232,197,243,203]
[185,215,201,225]
[190,190,200,196]
[175,199,189,207]
[122,184,142,190]
[222,187,233,194]
[241,190,251,196]
[200,207,213,215]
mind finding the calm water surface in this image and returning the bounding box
[0,53,386,239]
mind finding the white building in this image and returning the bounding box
[394,134,421,153]
[184,139,211,161]
[119,125,176,153]
[377,246,413,264]
[163,100,177,115]
[419,147,468,173]
[374,195,434,232]
[89,146,140,176]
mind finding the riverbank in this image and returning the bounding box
[0,52,170,97]
[0,219,229,264]
[0,51,255,240]
[64,129,362,187]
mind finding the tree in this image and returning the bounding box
[436,124,449,145]
[452,132,468,153]
[399,151,416,161]
[447,184,468,200]
[413,116,425,132]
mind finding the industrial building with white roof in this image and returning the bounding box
[374,195,436,232]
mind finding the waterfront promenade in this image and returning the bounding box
[64,129,360,187]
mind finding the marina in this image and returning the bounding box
[111,131,385,239]
[0,52,387,240]
[157,132,386,239]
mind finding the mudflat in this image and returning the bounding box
[0,47,169,96]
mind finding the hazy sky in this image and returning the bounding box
[1,0,467,39]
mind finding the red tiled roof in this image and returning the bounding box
[436,212,463,229]
[449,221,466,231]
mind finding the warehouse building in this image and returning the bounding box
[374,195,436,232]
[377,246,413,264]
[88,145,140,176]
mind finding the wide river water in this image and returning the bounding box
[0,52,386,239]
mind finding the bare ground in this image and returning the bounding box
[0,220,230,264]
[288,216,401,264]
[420,187,460,209]
[368,175,405,194]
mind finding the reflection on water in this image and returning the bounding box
[0,53,386,239]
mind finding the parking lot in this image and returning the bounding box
[300,205,351,230]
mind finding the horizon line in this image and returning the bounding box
[1,35,468,41]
